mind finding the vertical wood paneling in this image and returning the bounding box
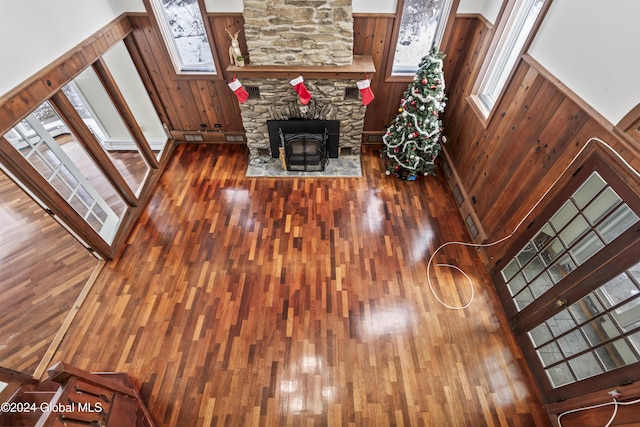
[126,13,420,137]
[127,14,246,133]
[441,15,640,267]
[353,14,413,134]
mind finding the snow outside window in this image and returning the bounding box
[392,0,453,76]
[150,0,216,73]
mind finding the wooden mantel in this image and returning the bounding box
[227,55,376,80]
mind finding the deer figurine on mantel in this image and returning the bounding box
[226,28,245,67]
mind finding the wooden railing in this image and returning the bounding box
[0,362,154,427]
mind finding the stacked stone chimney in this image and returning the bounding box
[242,0,354,66]
[236,0,372,158]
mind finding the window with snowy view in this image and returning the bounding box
[150,0,216,73]
[392,0,452,75]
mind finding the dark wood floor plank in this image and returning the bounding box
[0,170,100,375]
[50,143,550,426]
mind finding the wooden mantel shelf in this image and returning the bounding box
[227,55,376,80]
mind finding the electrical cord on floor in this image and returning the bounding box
[426,137,640,310]
[556,396,640,427]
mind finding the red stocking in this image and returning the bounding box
[228,78,249,104]
[357,78,375,106]
[290,75,312,105]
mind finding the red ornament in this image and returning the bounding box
[394,165,400,171]
[422,78,427,84]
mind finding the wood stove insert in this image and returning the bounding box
[280,129,328,171]
[267,119,340,169]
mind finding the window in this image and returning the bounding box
[390,0,454,76]
[474,0,545,116]
[149,0,216,73]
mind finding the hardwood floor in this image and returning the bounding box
[50,143,551,426]
[0,170,100,375]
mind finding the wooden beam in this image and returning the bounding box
[227,55,376,80]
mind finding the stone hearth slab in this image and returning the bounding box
[246,156,362,178]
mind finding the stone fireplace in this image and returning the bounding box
[230,0,375,159]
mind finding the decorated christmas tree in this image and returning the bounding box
[383,47,447,179]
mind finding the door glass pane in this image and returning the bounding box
[569,352,602,380]
[572,172,606,209]
[596,204,639,243]
[559,215,589,246]
[631,331,640,354]
[584,187,621,225]
[516,242,536,266]
[514,287,534,310]
[570,295,604,323]
[600,272,639,307]
[522,256,544,281]
[66,67,150,196]
[550,200,578,231]
[530,272,554,298]
[570,231,604,264]
[533,223,554,250]
[102,42,169,160]
[502,259,520,282]
[529,323,553,347]
[507,272,527,296]
[615,300,640,331]
[546,363,573,387]
[539,237,564,266]
[547,311,577,337]
[538,341,563,366]
[3,103,122,243]
[548,254,576,283]
[582,315,620,346]
[558,330,589,356]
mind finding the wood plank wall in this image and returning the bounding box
[126,12,408,140]
[441,15,640,267]
[442,14,640,422]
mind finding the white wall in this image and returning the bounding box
[2,0,638,126]
[529,0,640,124]
[0,0,122,96]
[457,0,502,24]
[353,0,397,13]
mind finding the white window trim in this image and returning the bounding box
[475,0,545,118]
